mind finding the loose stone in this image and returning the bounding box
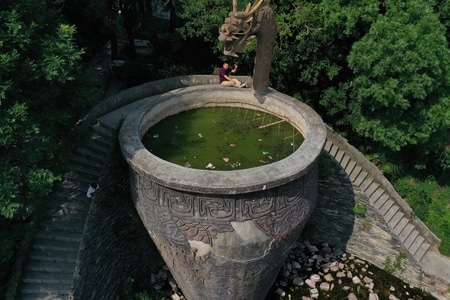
[319,282,331,291]
[292,277,303,286]
[323,273,334,282]
[352,276,362,285]
[368,292,379,300]
[310,288,319,299]
[336,271,346,278]
[275,288,286,297]
[310,274,321,282]
[305,279,316,288]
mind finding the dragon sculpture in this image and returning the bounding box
[218,0,277,102]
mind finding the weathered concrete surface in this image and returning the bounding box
[119,85,326,299]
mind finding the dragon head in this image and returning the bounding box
[218,0,265,57]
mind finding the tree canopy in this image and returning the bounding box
[0,0,98,219]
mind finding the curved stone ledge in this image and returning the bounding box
[81,75,251,132]
[119,85,326,194]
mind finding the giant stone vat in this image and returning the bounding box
[119,85,326,299]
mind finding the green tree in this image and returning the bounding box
[0,0,95,219]
[347,0,450,167]
[1,0,101,292]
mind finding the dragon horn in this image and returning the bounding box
[244,0,264,22]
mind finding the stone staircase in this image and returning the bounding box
[323,133,439,263]
[16,122,116,299]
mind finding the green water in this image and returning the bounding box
[142,107,304,171]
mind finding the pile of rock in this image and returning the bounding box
[148,240,431,300]
[270,240,428,300]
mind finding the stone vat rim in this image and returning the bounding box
[119,85,326,194]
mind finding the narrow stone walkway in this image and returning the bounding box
[323,133,450,281]
[13,80,450,299]
[16,122,116,299]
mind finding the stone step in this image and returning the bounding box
[408,235,425,257]
[49,194,90,211]
[328,144,339,157]
[352,170,368,187]
[97,118,119,132]
[29,248,78,264]
[90,132,114,149]
[57,177,88,192]
[344,160,357,176]
[47,203,89,217]
[39,218,85,234]
[339,154,351,170]
[19,281,72,296]
[334,149,345,164]
[71,153,105,171]
[378,199,394,216]
[40,216,86,236]
[25,259,76,273]
[364,182,380,198]
[93,121,117,138]
[392,215,409,236]
[359,176,374,194]
[349,165,363,182]
[21,270,74,283]
[33,237,80,252]
[373,193,390,209]
[41,211,87,225]
[323,140,333,152]
[383,205,399,223]
[34,234,82,248]
[404,229,420,249]
[74,146,108,163]
[19,290,70,300]
[413,241,430,262]
[63,170,98,185]
[37,228,83,243]
[85,139,112,157]
[368,189,384,206]
[53,187,91,203]
[52,192,87,204]
[323,134,436,272]
[387,210,404,230]
[69,163,102,178]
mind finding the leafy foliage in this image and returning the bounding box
[348,0,450,156]
[395,176,450,255]
[0,0,101,290]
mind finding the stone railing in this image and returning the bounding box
[80,75,251,133]
[325,126,441,251]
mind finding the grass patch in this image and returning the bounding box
[394,176,450,256]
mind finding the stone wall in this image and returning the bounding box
[71,179,160,299]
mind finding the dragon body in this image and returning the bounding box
[219,0,277,101]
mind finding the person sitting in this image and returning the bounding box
[219,62,247,88]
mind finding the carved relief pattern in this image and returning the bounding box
[175,218,233,243]
[164,189,195,217]
[240,191,275,220]
[198,196,235,220]
[129,162,318,299]
[140,174,159,205]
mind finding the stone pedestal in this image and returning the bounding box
[119,86,326,299]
